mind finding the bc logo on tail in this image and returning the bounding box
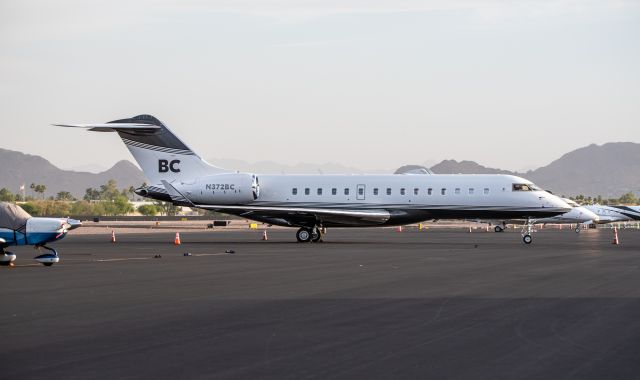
[159,159,181,173]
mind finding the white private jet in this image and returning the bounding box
[585,205,636,224]
[59,114,571,244]
[608,205,640,221]
[486,197,599,233]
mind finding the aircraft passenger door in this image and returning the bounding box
[356,184,366,200]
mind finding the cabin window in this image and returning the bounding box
[386,188,392,195]
[484,188,490,195]
[358,187,364,196]
[469,188,474,195]
[332,188,337,195]
[344,188,350,195]
[400,188,406,195]
[414,188,419,195]
[317,188,322,196]
[427,188,433,195]
[441,188,447,195]
[292,188,297,195]
[454,188,461,195]
[304,188,310,195]
[373,188,379,196]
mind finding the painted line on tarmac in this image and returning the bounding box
[95,257,153,262]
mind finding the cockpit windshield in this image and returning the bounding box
[512,183,541,192]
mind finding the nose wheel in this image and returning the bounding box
[34,245,60,266]
[521,218,534,244]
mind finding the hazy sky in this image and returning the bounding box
[1,0,639,173]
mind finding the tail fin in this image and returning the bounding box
[58,114,228,186]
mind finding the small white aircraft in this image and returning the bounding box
[486,197,599,233]
[60,114,571,244]
[0,202,81,266]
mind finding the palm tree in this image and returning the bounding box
[127,185,136,201]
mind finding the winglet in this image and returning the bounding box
[161,180,195,207]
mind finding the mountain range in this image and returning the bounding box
[0,148,146,199]
[429,142,640,198]
[0,142,638,199]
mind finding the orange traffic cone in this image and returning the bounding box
[174,232,181,245]
[612,227,619,245]
[262,230,268,241]
[111,230,116,243]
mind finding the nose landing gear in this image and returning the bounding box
[521,218,534,244]
[34,245,60,266]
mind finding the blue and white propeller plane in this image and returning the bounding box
[0,202,81,267]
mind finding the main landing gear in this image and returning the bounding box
[521,218,534,244]
[0,249,17,267]
[296,227,323,243]
[34,245,60,266]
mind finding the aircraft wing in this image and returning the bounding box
[198,204,391,226]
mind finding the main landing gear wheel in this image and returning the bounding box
[311,227,322,242]
[296,227,323,243]
[522,234,533,244]
[296,228,312,243]
[1,250,17,267]
[494,225,504,233]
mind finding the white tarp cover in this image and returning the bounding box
[0,202,31,230]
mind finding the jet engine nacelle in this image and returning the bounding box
[177,173,259,205]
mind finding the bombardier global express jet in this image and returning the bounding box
[60,115,571,244]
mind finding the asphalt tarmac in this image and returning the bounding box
[2,228,640,379]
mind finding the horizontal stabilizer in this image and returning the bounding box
[58,114,230,187]
[54,123,160,133]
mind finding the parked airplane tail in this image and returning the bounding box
[57,114,229,187]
